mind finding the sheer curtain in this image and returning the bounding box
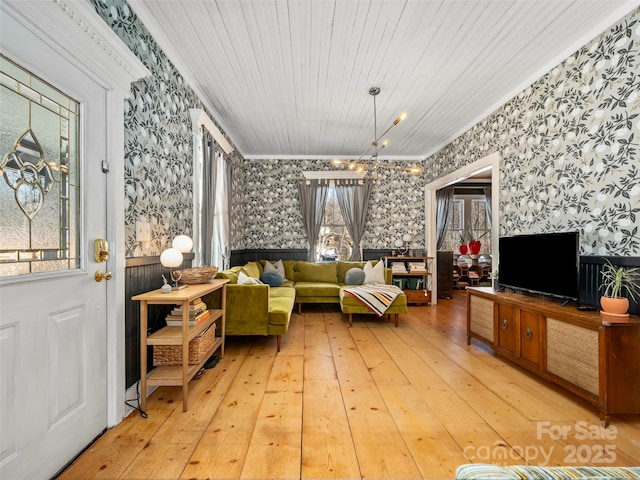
[297,179,329,261]
[483,186,492,225]
[201,132,231,269]
[335,178,373,261]
[436,186,455,250]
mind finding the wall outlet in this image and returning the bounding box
[136,221,151,242]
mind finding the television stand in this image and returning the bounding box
[467,286,640,426]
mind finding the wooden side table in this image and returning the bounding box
[132,279,228,412]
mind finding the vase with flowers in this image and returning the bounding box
[466,222,487,255]
[459,234,468,255]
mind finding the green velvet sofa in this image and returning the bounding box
[202,259,408,351]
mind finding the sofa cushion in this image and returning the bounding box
[345,268,365,285]
[294,261,338,283]
[239,271,263,284]
[268,295,295,326]
[242,261,262,279]
[294,281,341,297]
[337,261,366,282]
[364,260,386,284]
[264,259,286,280]
[216,266,243,284]
[261,271,284,287]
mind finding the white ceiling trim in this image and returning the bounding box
[243,154,426,161]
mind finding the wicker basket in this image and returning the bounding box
[179,266,218,285]
[153,324,215,366]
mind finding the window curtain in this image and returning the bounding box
[297,179,329,261]
[483,186,492,225]
[213,150,231,270]
[335,178,373,261]
[436,186,455,250]
[200,132,231,269]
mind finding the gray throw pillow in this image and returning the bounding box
[345,268,365,285]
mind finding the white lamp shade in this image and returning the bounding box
[402,234,412,242]
[394,239,404,248]
[160,248,183,268]
[172,235,193,253]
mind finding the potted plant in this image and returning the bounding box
[599,261,640,316]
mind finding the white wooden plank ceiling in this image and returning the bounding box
[129,0,639,160]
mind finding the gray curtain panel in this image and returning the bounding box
[335,178,373,261]
[297,179,330,261]
[436,186,455,250]
[201,131,215,265]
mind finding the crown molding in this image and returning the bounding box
[1,0,149,95]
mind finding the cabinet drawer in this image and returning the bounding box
[520,310,542,367]
[497,304,518,356]
[469,295,494,342]
[404,289,431,304]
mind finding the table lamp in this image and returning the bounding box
[160,247,184,290]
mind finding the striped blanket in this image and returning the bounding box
[343,283,404,317]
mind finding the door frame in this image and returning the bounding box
[1,0,149,426]
[424,151,500,303]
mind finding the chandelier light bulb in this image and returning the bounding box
[394,112,408,125]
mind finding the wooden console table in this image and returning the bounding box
[133,279,228,412]
[467,287,640,426]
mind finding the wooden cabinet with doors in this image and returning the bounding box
[467,286,640,426]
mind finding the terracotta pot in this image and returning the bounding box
[600,296,629,316]
[467,240,481,255]
[459,245,468,254]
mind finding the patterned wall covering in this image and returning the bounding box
[93,0,638,258]
[242,159,425,251]
[90,0,244,257]
[426,8,640,256]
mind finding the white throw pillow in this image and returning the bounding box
[238,271,263,285]
[363,260,386,284]
[264,259,286,280]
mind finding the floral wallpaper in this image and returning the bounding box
[426,7,640,256]
[92,0,638,258]
[90,0,243,257]
[242,159,425,251]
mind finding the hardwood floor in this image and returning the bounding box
[58,291,640,479]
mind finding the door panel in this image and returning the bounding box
[0,11,108,479]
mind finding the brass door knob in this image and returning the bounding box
[95,269,112,282]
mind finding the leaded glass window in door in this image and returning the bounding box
[0,55,80,276]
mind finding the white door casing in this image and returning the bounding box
[0,1,148,478]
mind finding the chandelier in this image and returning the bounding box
[331,87,422,178]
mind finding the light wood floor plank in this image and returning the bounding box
[301,379,360,479]
[58,292,640,480]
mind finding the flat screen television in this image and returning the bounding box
[498,231,579,301]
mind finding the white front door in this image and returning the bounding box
[0,11,109,480]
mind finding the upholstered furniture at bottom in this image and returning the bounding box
[339,287,408,326]
[455,464,640,479]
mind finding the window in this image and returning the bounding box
[440,195,491,254]
[471,198,491,252]
[440,199,464,252]
[317,184,352,261]
[0,56,80,276]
